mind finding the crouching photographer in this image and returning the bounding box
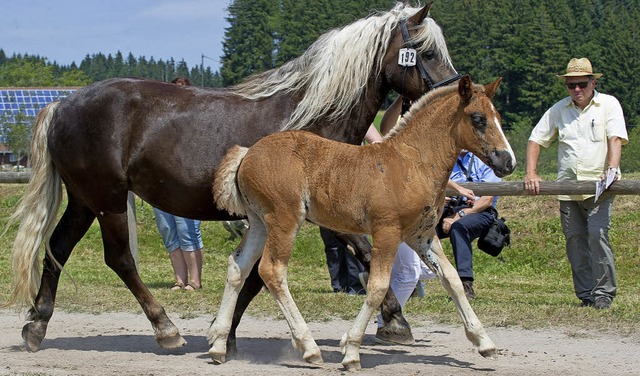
[435,151,503,300]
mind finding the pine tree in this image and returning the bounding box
[220,0,278,85]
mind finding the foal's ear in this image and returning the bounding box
[458,75,473,102]
[408,2,433,25]
[484,77,503,99]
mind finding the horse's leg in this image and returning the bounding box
[332,232,413,345]
[258,217,322,365]
[21,196,95,352]
[208,218,267,364]
[96,211,186,349]
[340,232,399,371]
[226,259,263,359]
[416,236,496,357]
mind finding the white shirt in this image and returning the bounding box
[529,90,628,201]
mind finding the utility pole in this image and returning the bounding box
[201,54,215,86]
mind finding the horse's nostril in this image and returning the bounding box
[506,159,513,171]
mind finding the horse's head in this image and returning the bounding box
[454,75,516,178]
[383,3,461,101]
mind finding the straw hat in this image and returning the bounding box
[558,58,603,78]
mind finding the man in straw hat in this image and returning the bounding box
[525,58,628,309]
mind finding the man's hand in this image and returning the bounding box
[441,215,457,234]
[525,172,542,195]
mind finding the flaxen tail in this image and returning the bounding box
[6,101,63,309]
[213,145,249,216]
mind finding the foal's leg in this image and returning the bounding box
[332,232,412,344]
[340,232,399,371]
[208,218,267,364]
[22,197,95,352]
[96,211,185,349]
[259,217,323,365]
[415,236,496,357]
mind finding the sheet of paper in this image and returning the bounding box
[605,167,617,189]
[595,180,605,202]
[594,167,617,202]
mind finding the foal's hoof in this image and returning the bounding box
[342,359,362,372]
[303,351,324,365]
[156,333,187,349]
[209,350,226,365]
[479,345,498,359]
[22,322,46,352]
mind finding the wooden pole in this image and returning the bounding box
[446,180,640,196]
[3,173,638,196]
[0,172,31,183]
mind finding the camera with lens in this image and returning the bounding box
[444,196,467,217]
[447,196,464,208]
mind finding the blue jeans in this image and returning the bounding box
[320,227,365,294]
[153,208,203,253]
[437,209,495,281]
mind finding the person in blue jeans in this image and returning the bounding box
[436,150,501,299]
[320,227,366,295]
[154,208,204,291]
[153,75,204,291]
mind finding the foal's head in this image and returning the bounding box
[453,75,515,177]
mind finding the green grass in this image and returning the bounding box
[1,175,639,336]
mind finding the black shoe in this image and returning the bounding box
[462,280,475,300]
[580,299,594,307]
[594,296,612,309]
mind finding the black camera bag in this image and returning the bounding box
[477,208,511,257]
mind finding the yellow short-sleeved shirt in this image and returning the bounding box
[529,91,629,201]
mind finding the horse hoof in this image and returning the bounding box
[375,325,415,346]
[303,352,324,365]
[157,334,187,349]
[342,359,362,372]
[479,346,497,359]
[22,322,45,352]
[209,350,226,365]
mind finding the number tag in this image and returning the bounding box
[398,48,417,67]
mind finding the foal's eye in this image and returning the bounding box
[471,112,487,131]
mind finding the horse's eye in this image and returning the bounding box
[423,50,436,60]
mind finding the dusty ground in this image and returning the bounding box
[1,309,638,375]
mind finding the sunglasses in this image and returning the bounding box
[565,81,590,89]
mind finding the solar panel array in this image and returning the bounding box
[0,88,77,143]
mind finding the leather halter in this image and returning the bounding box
[399,19,462,91]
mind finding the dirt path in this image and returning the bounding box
[1,310,638,375]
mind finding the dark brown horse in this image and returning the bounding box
[212,76,514,370]
[10,3,460,355]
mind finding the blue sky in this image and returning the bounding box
[0,0,231,72]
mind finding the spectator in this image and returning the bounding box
[320,227,366,295]
[435,150,502,300]
[153,76,204,291]
[525,58,628,309]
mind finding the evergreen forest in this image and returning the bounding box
[1,0,638,137]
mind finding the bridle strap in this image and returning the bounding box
[399,20,462,91]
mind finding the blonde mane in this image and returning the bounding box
[383,84,458,140]
[231,3,452,131]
